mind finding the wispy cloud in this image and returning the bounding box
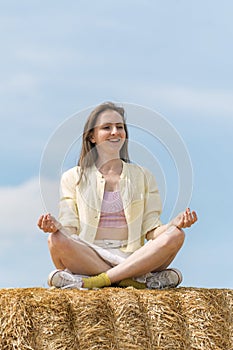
[124,84,233,121]
[0,73,41,95]
[0,178,57,287]
[0,177,58,236]
[16,47,82,67]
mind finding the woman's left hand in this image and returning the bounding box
[37,213,62,233]
[171,208,198,229]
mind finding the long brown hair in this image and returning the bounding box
[77,102,130,183]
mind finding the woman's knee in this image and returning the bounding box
[48,232,68,251]
[163,226,185,250]
[48,232,85,257]
[171,226,185,248]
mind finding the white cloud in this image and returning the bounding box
[16,47,82,67]
[127,84,233,121]
[0,73,41,95]
[0,177,59,236]
[47,79,233,123]
[0,177,59,287]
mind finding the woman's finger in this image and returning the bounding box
[37,215,44,228]
[37,213,61,233]
[183,211,189,227]
[192,210,198,222]
[186,209,198,227]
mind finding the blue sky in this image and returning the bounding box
[0,0,232,289]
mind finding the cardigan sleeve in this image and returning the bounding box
[58,167,80,232]
[141,168,163,235]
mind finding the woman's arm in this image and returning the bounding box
[146,208,198,240]
[37,213,77,235]
[58,168,80,230]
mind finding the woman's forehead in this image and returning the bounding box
[95,110,124,126]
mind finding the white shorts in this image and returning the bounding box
[93,239,132,266]
[70,235,132,266]
[70,235,149,283]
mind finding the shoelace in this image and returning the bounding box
[147,273,177,289]
[54,272,81,288]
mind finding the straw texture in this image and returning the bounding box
[0,287,232,350]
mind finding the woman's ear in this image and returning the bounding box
[89,133,95,143]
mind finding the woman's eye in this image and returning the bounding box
[101,125,124,130]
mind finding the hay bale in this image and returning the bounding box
[0,287,232,350]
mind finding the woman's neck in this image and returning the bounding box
[96,158,123,175]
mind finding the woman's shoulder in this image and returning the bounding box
[61,166,81,181]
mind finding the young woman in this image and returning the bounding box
[38,102,198,289]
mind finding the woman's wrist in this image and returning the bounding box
[53,222,63,232]
[168,222,182,231]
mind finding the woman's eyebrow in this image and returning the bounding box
[100,122,124,126]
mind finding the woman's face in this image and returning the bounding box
[90,109,126,157]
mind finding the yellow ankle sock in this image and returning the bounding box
[82,273,111,289]
[118,278,147,289]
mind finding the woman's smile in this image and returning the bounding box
[107,138,121,142]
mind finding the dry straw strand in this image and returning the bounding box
[0,287,232,350]
[137,288,187,350]
[179,287,233,350]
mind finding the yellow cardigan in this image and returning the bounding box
[58,161,162,252]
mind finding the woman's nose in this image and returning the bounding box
[111,126,118,134]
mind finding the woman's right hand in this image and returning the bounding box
[37,213,62,233]
[170,208,198,229]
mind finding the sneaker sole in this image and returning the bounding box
[48,269,84,289]
[167,268,183,285]
[47,269,63,287]
[146,268,183,289]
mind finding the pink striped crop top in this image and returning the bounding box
[98,191,127,228]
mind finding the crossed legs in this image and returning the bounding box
[48,225,185,284]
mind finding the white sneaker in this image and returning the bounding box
[47,269,84,289]
[146,268,182,289]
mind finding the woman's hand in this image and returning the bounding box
[37,213,62,233]
[170,208,198,229]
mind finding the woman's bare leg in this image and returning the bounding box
[106,226,185,283]
[48,225,184,285]
[48,231,111,275]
